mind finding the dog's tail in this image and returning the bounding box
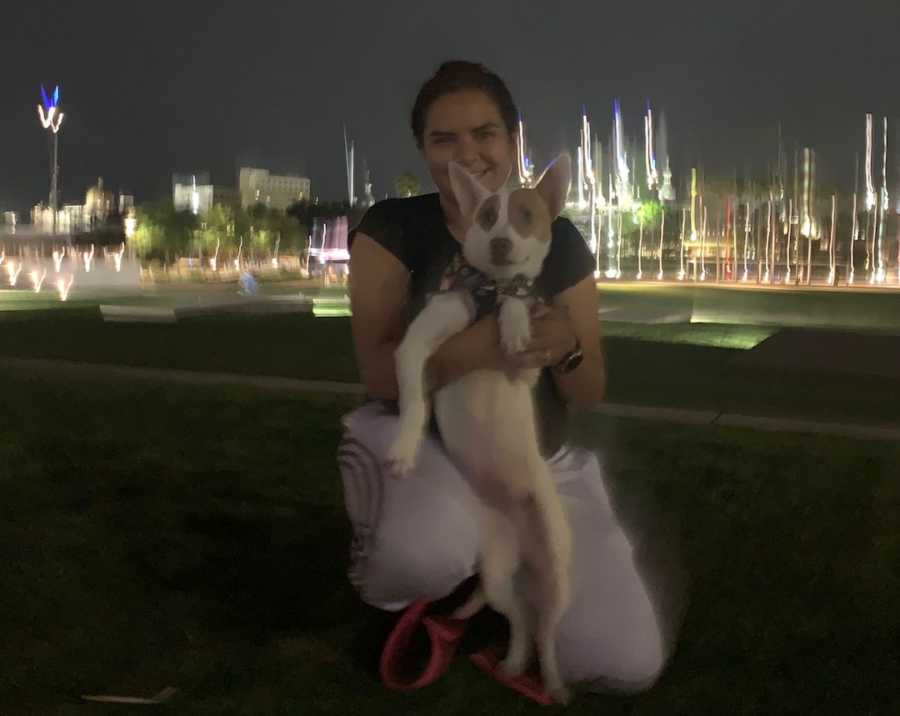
[450,585,487,620]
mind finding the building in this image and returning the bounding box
[30,177,123,235]
[119,194,135,214]
[239,167,310,210]
[173,172,214,214]
[84,177,115,227]
[173,172,239,214]
[212,185,239,208]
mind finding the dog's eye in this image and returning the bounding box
[520,207,532,224]
[479,208,497,228]
[477,196,501,230]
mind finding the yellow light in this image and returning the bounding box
[30,268,47,292]
[111,243,125,272]
[82,244,95,272]
[37,105,64,133]
[6,260,22,286]
[56,274,74,301]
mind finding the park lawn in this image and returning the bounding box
[596,282,900,333]
[1,371,898,714]
[0,313,899,427]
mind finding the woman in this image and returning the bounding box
[341,60,666,693]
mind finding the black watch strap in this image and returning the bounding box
[553,338,583,374]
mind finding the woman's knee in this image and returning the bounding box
[556,526,668,689]
[340,405,479,609]
[357,528,476,610]
[561,616,666,692]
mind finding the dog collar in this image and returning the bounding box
[432,252,538,322]
[441,252,536,297]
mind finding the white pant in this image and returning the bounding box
[338,402,667,690]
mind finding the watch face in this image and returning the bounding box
[561,350,583,374]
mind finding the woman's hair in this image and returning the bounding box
[411,60,519,149]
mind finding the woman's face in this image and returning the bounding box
[420,89,516,206]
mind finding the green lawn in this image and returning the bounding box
[1,312,898,427]
[597,282,900,333]
[1,373,898,714]
[600,322,776,349]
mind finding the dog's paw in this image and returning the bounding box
[499,309,531,356]
[547,683,572,706]
[498,654,530,679]
[506,366,541,387]
[501,331,530,357]
[386,431,420,479]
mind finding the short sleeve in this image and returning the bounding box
[348,200,412,272]
[538,217,594,297]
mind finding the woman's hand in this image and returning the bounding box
[509,302,578,370]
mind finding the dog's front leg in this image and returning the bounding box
[497,297,540,386]
[498,296,531,355]
[387,291,474,478]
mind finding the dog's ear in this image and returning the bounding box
[448,162,492,222]
[534,154,572,219]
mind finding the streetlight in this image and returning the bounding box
[37,85,64,235]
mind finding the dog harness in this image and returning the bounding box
[433,250,539,321]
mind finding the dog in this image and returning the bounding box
[386,154,575,704]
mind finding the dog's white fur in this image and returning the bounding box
[386,155,575,704]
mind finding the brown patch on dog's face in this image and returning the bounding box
[508,189,552,242]
[476,194,501,231]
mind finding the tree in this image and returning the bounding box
[393,172,421,198]
[289,199,343,226]
[229,204,307,261]
[131,206,164,260]
[193,203,237,262]
[636,200,662,229]
[131,200,196,263]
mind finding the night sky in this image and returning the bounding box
[3,0,899,213]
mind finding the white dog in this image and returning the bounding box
[387,155,575,704]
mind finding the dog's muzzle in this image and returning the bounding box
[489,237,513,266]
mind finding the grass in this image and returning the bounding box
[595,282,900,333]
[1,372,898,714]
[0,313,358,384]
[1,312,898,427]
[600,322,776,350]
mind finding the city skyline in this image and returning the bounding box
[3,0,900,212]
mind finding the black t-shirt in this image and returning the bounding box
[350,193,594,457]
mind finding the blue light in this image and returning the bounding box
[40,84,60,111]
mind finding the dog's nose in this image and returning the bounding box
[489,237,512,264]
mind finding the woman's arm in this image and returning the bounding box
[548,275,606,408]
[349,233,508,400]
[513,274,606,409]
[348,234,409,400]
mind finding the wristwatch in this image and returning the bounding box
[553,338,583,374]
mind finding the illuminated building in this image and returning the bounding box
[239,167,310,210]
[173,172,214,214]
